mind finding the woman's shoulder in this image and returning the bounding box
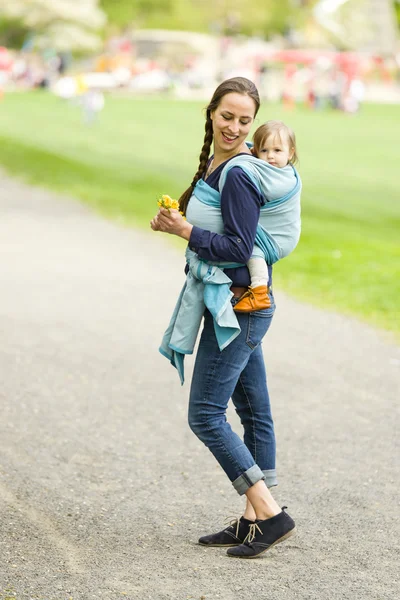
[205,153,261,196]
[224,165,262,188]
[224,164,255,183]
[204,154,246,188]
[222,164,264,206]
[222,153,256,179]
[222,156,261,189]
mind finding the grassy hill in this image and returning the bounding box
[0,91,399,334]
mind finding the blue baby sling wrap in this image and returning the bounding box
[159,155,301,383]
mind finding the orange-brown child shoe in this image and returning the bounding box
[233,285,271,313]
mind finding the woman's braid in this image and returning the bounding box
[179,115,213,215]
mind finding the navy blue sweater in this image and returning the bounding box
[188,155,273,287]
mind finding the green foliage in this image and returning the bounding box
[100,0,305,37]
[0,91,399,335]
[100,0,173,28]
[394,0,400,27]
[0,0,105,51]
[0,17,29,48]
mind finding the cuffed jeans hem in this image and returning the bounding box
[232,465,266,496]
[263,469,278,489]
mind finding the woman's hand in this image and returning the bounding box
[150,208,193,241]
[150,212,162,231]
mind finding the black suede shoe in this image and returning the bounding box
[198,516,255,547]
[227,507,296,558]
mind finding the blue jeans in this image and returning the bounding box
[188,294,277,495]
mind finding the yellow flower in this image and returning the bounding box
[157,193,186,219]
[158,194,179,211]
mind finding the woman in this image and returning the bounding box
[150,77,295,559]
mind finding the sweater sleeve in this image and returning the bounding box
[189,167,263,264]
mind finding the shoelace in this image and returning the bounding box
[244,508,288,544]
[241,289,254,300]
[244,522,263,544]
[224,516,242,539]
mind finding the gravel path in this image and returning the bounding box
[0,172,399,600]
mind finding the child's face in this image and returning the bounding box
[256,133,293,168]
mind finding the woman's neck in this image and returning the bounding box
[212,144,251,169]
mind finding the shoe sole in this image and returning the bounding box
[234,305,271,313]
[198,542,240,547]
[227,527,296,559]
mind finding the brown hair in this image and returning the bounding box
[253,120,298,165]
[178,77,260,215]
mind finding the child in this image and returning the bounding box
[234,120,300,312]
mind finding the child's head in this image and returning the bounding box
[253,120,298,168]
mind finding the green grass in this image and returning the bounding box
[0,91,399,334]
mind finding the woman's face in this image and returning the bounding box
[211,92,256,156]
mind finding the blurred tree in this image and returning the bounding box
[100,0,173,29]
[0,17,29,48]
[100,0,319,38]
[313,0,398,53]
[0,0,107,51]
[394,0,400,28]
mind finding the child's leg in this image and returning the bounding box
[247,257,269,288]
[234,257,271,313]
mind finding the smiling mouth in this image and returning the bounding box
[222,133,238,143]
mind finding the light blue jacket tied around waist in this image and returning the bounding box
[159,155,301,383]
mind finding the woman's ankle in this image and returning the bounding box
[243,499,257,521]
[255,506,281,520]
[245,480,281,520]
[243,511,256,521]
[254,496,281,520]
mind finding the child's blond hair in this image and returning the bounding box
[253,120,298,165]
